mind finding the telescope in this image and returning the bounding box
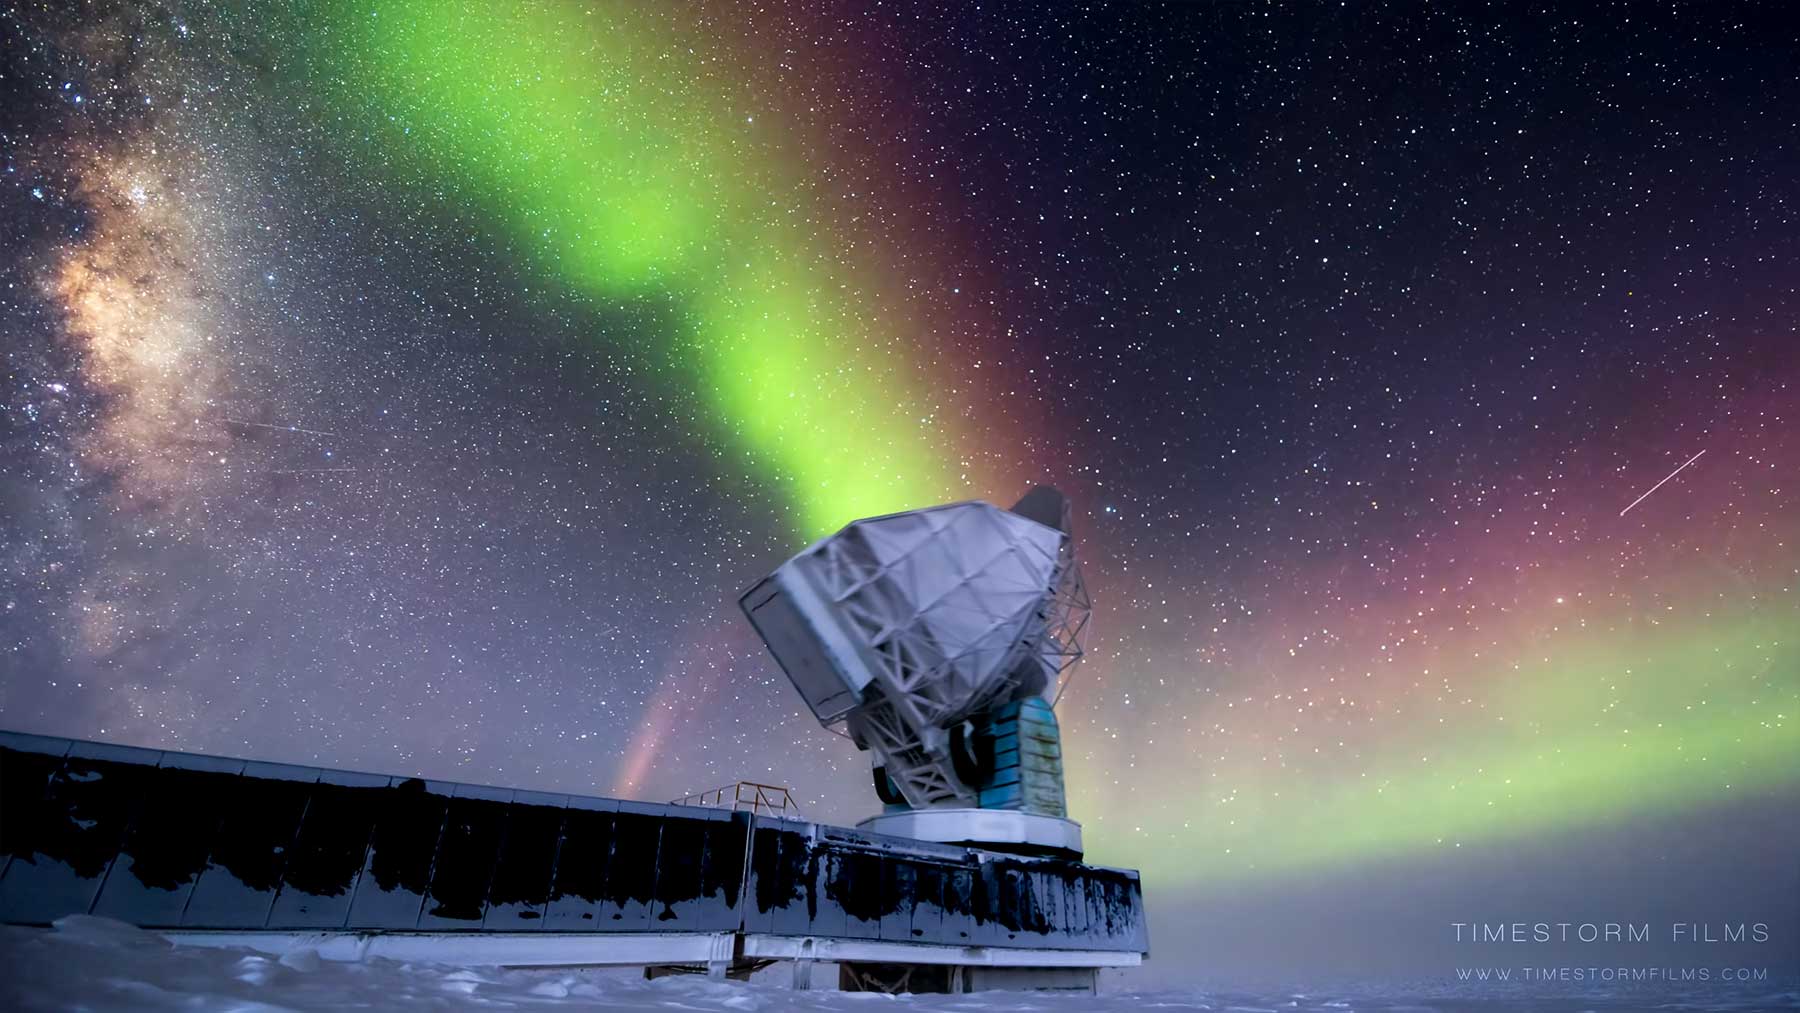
[740,487,1090,857]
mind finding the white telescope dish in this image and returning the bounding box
[740,488,1089,811]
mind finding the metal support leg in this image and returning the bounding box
[705,931,734,980]
[791,937,817,990]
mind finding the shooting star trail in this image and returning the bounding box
[220,418,338,437]
[1620,449,1706,517]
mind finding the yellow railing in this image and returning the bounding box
[670,781,800,817]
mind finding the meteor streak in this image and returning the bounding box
[1619,449,1706,517]
[221,418,337,437]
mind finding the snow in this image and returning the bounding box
[2,917,1795,1012]
[0,917,1116,1013]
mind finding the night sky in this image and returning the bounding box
[2,1,1796,984]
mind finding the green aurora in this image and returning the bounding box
[290,0,972,537]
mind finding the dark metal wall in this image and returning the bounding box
[0,732,1146,954]
[743,820,1147,952]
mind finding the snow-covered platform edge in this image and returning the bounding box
[159,928,740,968]
[742,933,1141,968]
[156,928,1140,970]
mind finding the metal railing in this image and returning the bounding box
[671,781,801,817]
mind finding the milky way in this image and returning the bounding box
[1,1,1796,980]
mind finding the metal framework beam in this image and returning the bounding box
[742,933,1140,968]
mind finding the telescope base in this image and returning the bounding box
[856,808,1083,860]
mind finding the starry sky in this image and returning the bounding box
[2,0,1796,984]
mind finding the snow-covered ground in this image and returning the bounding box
[2,917,1794,1012]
